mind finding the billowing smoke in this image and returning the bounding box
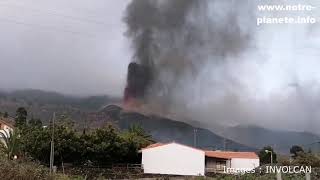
[122,0,320,135]
[124,62,151,106]
[123,0,256,111]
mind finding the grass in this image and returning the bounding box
[0,158,84,180]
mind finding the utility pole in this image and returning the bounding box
[193,129,197,148]
[49,112,55,174]
[271,151,273,165]
[83,113,87,135]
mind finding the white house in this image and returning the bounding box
[141,142,205,176]
[0,117,14,149]
[141,142,259,176]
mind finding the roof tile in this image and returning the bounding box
[205,151,259,159]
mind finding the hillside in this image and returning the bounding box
[221,125,320,154]
[0,89,255,151]
[2,89,319,154]
[88,105,256,151]
[0,89,120,123]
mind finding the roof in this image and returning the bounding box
[142,143,165,150]
[205,151,259,159]
[141,142,258,159]
[0,117,14,129]
[141,142,203,152]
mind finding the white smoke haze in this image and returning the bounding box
[189,1,320,133]
[123,0,320,133]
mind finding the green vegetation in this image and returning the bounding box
[290,145,304,158]
[17,108,153,166]
[15,107,28,128]
[288,145,320,167]
[0,107,154,179]
[0,158,50,180]
[0,158,85,180]
[259,145,320,167]
[292,152,320,167]
[2,107,320,179]
[258,146,277,164]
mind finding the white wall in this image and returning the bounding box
[142,143,205,176]
[231,158,260,170]
[0,125,13,136]
[0,125,12,146]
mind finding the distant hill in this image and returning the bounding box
[88,105,256,152]
[220,125,320,154]
[1,89,119,109]
[0,89,120,123]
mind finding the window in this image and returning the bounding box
[216,160,226,170]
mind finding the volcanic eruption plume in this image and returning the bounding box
[123,0,256,113]
[123,62,151,107]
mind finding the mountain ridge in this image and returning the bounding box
[91,104,256,151]
[220,124,320,154]
[1,89,319,154]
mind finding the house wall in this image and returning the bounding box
[230,158,259,170]
[142,143,205,176]
[0,123,12,149]
[0,124,13,135]
[205,157,230,172]
[0,124,12,147]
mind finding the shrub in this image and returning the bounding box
[0,159,49,180]
[0,159,84,180]
[291,152,320,167]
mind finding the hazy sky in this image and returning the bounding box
[0,0,318,97]
[0,0,319,132]
[0,0,130,96]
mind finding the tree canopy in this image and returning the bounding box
[11,108,154,166]
[15,107,27,128]
[290,145,304,158]
[258,146,277,165]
